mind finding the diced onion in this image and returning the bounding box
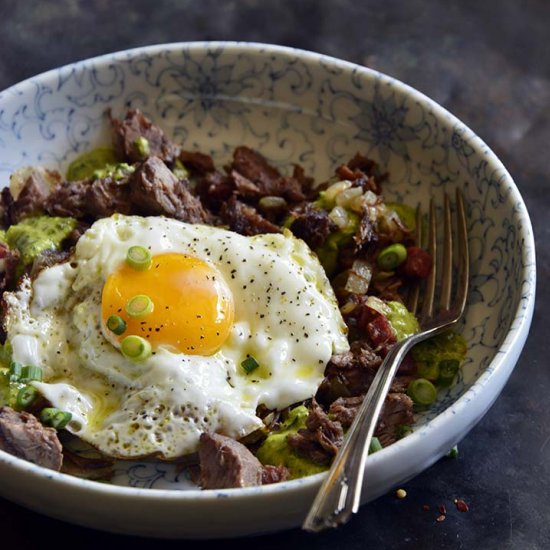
[335,187,363,208]
[324,180,352,203]
[344,260,373,295]
[329,206,349,229]
[365,295,389,315]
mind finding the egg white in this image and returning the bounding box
[3,215,349,459]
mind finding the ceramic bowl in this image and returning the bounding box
[0,42,536,538]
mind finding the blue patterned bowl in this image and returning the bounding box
[0,42,536,538]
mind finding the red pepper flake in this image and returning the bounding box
[438,504,447,515]
[455,499,469,513]
[436,514,446,523]
[422,504,430,512]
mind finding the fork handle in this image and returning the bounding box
[302,337,414,532]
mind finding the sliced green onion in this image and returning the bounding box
[125,295,154,318]
[9,361,22,381]
[407,378,438,406]
[40,407,72,429]
[241,356,260,374]
[377,243,408,271]
[20,365,43,383]
[107,315,127,335]
[121,335,152,362]
[369,436,383,454]
[126,246,152,271]
[134,136,150,157]
[396,424,413,440]
[438,359,460,387]
[16,386,39,408]
[447,445,459,459]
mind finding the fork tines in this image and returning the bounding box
[407,189,469,327]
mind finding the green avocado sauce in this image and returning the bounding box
[314,211,359,276]
[6,216,77,269]
[412,331,467,384]
[385,301,420,341]
[256,406,328,479]
[386,202,416,231]
[66,147,120,181]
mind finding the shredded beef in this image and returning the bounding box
[197,170,235,211]
[375,393,414,447]
[0,406,63,471]
[336,153,385,194]
[290,205,336,249]
[45,180,88,218]
[0,243,20,292]
[111,109,180,164]
[198,432,263,489]
[316,340,382,404]
[327,392,414,447]
[179,150,216,175]
[328,395,364,428]
[0,188,13,228]
[86,177,132,217]
[354,206,377,252]
[128,157,207,223]
[46,177,131,219]
[231,146,305,203]
[261,464,291,485]
[61,447,114,481]
[287,400,344,465]
[219,196,279,236]
[9,170,59,223]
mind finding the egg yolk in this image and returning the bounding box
[101,253,234,355]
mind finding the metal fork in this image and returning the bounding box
[302,189,469,532]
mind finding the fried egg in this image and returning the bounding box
[3,215,349,459]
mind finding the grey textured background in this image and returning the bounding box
[0,1,548,548]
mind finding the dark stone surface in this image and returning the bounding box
[0,0,547,548]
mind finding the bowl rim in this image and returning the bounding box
[0,40,537,503]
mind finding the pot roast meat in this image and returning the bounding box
[179,150,216,176]
[46,176,132,219]
[0,188,13,228]
[316,340,382,404]
[61,447,114,481]
[198,432,264,489]
[335,153,385,194]
[375,392,414,446]
[111,109,180,164]
[0,242,20,292]
[219,196,279,236]
[261,464,291,485]
[0,406,63,471]
[45,180,88,218]
[9,170,59,223]
[231,146,305,203]
[287,400,344,465]
[354,205,377,252]
[128,156,207,223]
[328,392,414,447]
[289,204,336,249]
